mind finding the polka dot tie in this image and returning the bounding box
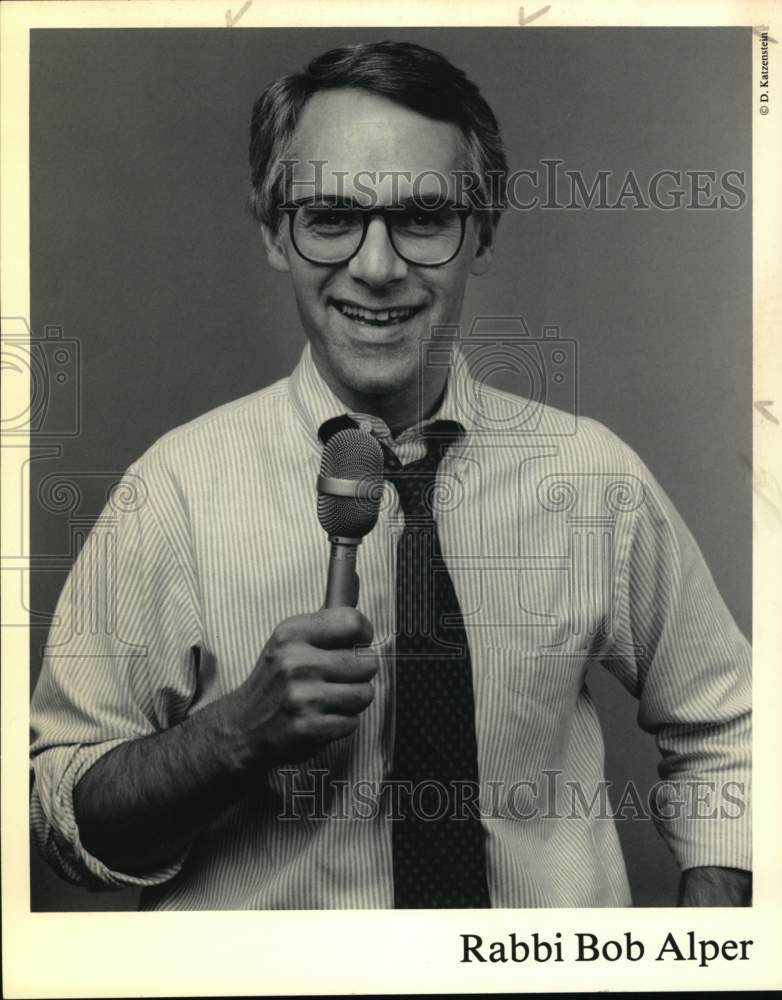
[383,421,491,909]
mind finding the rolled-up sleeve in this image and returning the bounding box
[30,451,203,890]
[606,461,751,873]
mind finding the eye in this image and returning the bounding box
[299,208,354,232]
[396,206,455,233]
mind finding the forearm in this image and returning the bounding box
[73,695,256,876]
[678,866,752,907]
[71,608,376,878]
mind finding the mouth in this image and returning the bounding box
[331,299,424,328]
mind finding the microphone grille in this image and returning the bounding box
[317,428,384,537]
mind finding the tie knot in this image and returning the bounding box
[383,449,438,519]
[384,421,462,521]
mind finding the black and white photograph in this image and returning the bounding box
[2,1,780,996]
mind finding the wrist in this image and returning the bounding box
[200,691,265,777]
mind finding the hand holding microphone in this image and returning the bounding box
[219,427,384,767]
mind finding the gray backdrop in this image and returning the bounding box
[29,27,751,909]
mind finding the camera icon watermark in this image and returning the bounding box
[420,315,578,437]
[1,317,81,437]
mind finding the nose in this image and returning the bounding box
[347,216,408,287]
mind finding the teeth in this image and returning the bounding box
[336,302,417,324]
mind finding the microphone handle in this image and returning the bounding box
[324,537,361,608]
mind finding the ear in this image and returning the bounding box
[261,223,290,273]
[470,238,494,277]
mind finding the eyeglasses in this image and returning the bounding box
[279,199,472,267]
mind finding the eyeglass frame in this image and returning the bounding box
[278,198,474,268]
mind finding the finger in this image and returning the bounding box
[302,607,374,649]
[317,680,375,716]
[287,679,375,719]
[303,713,361,743]
[284,642,379,683]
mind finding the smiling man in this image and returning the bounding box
[30,41,751,910]
[260,85,491,434]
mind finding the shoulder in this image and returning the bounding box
[470,382,646,474]
[467,384,664,524]
[127,375,295,488]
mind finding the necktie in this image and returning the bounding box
[384,421,491,909]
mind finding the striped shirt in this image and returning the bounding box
[30,342,752,909]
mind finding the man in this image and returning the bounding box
[30,40,751,909]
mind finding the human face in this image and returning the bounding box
[262,88,492,427]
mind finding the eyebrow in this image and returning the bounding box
[285,195,459,210]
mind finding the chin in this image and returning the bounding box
[334,353,416,396]
[340,370,408,397]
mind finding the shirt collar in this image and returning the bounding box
[288,341,478,449]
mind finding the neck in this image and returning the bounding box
[314,357,449,438]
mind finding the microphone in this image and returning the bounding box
[317,427,384,608]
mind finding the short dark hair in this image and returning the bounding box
[248,40,508,248]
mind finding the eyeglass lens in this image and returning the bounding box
[290,204,465,265]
